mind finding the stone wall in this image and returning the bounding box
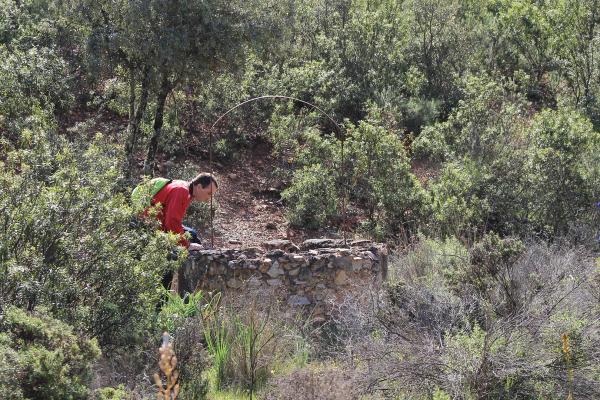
[177,239,387,312]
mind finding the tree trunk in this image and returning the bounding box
[144,74,171,175]
[127,64,136,123]
[125,65,150,178]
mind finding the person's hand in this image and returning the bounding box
[188,243,203,251]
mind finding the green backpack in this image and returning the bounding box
[131,177,173,209]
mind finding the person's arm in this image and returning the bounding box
[163,188,190,248]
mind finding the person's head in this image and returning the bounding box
[190,173,218,202]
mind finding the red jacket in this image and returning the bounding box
[145,180,191,247]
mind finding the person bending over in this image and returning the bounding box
[145,172,218,251]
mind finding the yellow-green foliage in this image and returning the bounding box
[94,385,129,400]
[0,307,100,400]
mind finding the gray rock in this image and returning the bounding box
[334,270,349,286]
[338,248,351,256]
[263,239,291,249]
[288,295,311,306]
[244,259,260,270]
[242,247,262,258]
[267,279,282,287]
[262,239,299,252]
[351,256,367,271]
[301,238,341,250]
[227,278,243,289]
[247,277,263,288]
[291,255,305,263]
[350,239,372,247]
[332,256,352,269]
[267,261,284,278]
[267,249,285,258]
[259,258,272,273]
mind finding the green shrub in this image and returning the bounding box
[428,159,491,238]
[0,307,100,400]
[346,120,428,237]
[368,241,600,398]
[413,75,527,163]
[93,385,129,400]
[0,46,68,144]
[173,317,210,400]
[389,235,469,289]
[271,115,428,236]
[282,164,339,229]
[427,150,535,239]
[201,297,305,395]
[157,290,207,334]
[449,232,525,315]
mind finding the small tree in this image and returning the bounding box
[75,0,265,176]
[346,119,427,237]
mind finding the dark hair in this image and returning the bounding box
[191,173,218,189]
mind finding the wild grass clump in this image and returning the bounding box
[155,288,310,398]
[157,289,219,334]
[202,294,307,397]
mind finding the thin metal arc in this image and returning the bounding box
[208,95,348,248]
[210,95,343,135]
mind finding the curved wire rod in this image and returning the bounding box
[211,95,342,135]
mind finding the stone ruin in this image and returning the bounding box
[176,238,388,318]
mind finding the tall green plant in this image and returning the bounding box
[204,319,231,390]
[526,108,600,236]
[158,290,206,333]
[234,309,276,398]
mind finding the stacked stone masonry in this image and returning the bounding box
[177,239,388,310]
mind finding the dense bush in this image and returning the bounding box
[272,114,428,236]
[0,131,181,347]
[428,159,493,238]
[0,307,100,400]
[345,119,427,237]
[413,75,527,162]
[417,76,600,240]
[526,108,600,237]
[281,163,339,229]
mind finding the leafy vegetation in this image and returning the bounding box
[0,307,100,399]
